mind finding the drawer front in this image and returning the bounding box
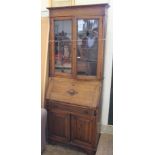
[46,101,96,116]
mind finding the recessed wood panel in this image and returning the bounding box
[71,114,95,147]
[48,111,70,142]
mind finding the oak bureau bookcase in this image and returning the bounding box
[45,4,109,155]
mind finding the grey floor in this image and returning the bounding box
[42,144,86,155]
[42,133,113,155]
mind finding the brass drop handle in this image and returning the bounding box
[67,89,78,96]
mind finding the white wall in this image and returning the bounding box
[41,0,48,11]
[41,0,113,126]
[101,1,113,125]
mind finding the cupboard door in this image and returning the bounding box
[53,19,72,74]
[71,114,95,147]
[76,19,99,76]
[48,111,70,143]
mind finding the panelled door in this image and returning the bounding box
[76,17,100,78]
[71,114,95,147]
[48,110,70,143]
[49,17,74,77]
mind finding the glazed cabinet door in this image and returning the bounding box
[76,18,99,76]
[49,17,73,77]
[49,16,104,79]
[76,17,103,79]
[71,114,96,148]
[48,110,70,143]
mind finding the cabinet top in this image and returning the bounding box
[47,3,109,10]
[47,4,109,17]
[46,77,102,108]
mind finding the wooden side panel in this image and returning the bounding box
[48,111,70,143]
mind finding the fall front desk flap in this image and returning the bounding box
[46,77,102,108]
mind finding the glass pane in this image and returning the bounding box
[54,20,72,73]
[77,19,98,76]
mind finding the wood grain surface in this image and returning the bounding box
[46,77,102,108]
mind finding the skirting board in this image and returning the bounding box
[100,124,113,134]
